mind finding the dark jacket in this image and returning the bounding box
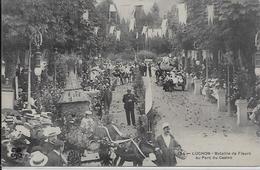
[123,93,136,110]
[156,134,181,166]
[42,142,54,155]
[46,150,66,166]
[103,88,112,106]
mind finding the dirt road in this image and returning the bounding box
[151,77,260,166]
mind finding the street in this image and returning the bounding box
[150,76,260,166]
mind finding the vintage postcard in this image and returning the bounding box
[1,0,260,168]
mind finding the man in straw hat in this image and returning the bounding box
[42,127,61,155]
[155,122,182,166]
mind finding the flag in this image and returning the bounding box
[152,29,157,38]
[142,26,148,35]
[131,8,135,18]
[147,29,153,38]
[116,30,121,41]
[83,9,89,21]
[153,29,162,38]
[187,50,192,59]
[207,5,214,25]
[191,50,197,60]
[94,27,99,35]
[161,19,168,36]
[202,50,207,60]
[136,32,139,39]
[109,4,117,12]
[1,60,5,77]
[177,3,187,25]
[144,76,152,115]
[129,18,135,32]
[24,51,29,66]
[17,55,20,67]
[109,26,115,34]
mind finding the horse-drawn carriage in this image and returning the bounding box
[162,71,186,92]
[156,56,186,91]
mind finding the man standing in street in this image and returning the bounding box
[122,89,137,126]
[155,122,182,166]
[148,63,152,77]
[103,84,112,114]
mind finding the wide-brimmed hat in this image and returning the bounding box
[41,112,50,119]
[34,114,41,120]
[43,127,61,137]
[85,111,92,115]
[9,130,22,140]
[41,119,53,126]
[24,112,35,119]
[15,125,31,137]
[29,151,48,166]
[5,115,14,123]
[1,139,11,145]
[162,122,170,129]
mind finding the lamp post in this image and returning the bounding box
[54,48,58,89]
[27,30,42,109]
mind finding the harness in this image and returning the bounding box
[100,126,147,158]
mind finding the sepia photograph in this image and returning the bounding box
[1,0,260,167]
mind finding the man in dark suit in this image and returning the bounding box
[122,89,137,126]
[46,140,67,166]
[155,122,181,166]
[103,84,112,114]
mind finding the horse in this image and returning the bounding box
[93,124,162,166]
[112,137,161,166]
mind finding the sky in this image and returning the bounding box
[96,0,178,20]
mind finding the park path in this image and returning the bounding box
[151,74,260,166]
[109,82,138,138]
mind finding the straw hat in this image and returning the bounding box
[40,112,50,119]
[15,125,31,137]
[85,111,92,115]
[5,116,14,123]
[9,130,22,140]
[1,139,11,145]
[29,151,48,166]
[162,122,170,129]
[41,119,53,126]
[43,127,61,137]
[24,112,35,119]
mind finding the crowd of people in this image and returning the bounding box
[1,108,66,166]
[1,59,189,167]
